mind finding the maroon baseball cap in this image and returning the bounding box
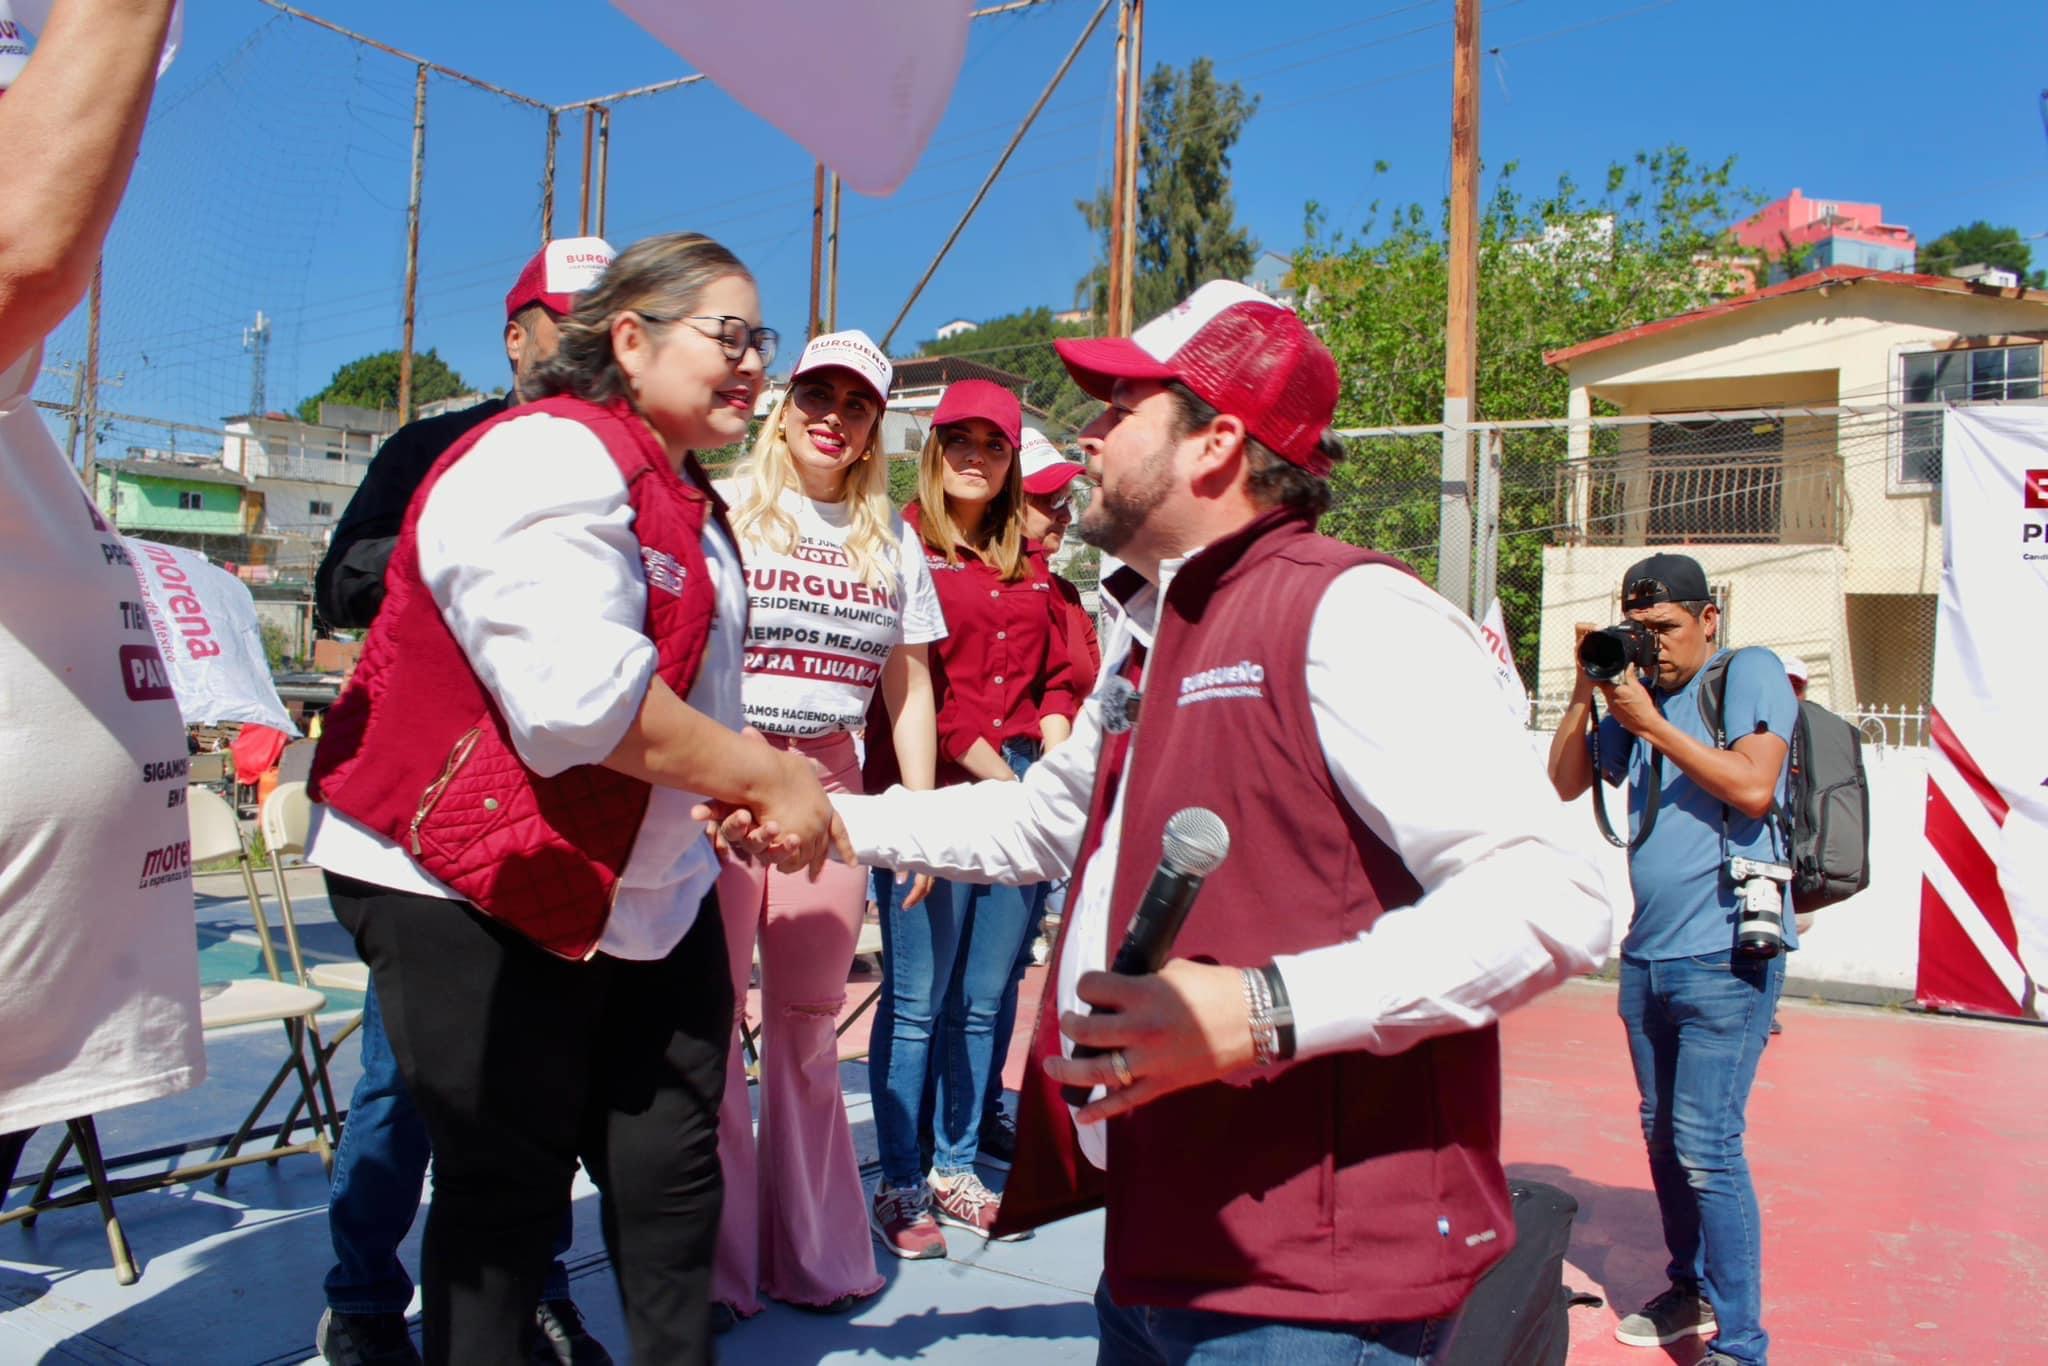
[505,236,614,321]
[930,378,1021,448]
[1054,280,1340,475]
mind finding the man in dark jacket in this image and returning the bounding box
[315,237,612,629]
[311,238,615,1366]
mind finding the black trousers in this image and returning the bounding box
[328,872,731,1366]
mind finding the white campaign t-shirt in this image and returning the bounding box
[0,346,205,1133]
[717,476,945,738]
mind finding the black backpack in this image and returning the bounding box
[1698,649,1871,911]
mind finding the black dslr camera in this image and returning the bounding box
[1577,621,1658,683]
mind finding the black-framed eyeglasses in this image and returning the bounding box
[637,311,778,367]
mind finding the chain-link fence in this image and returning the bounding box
[1314,402,1979,726]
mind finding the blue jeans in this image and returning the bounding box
[1094,1277,1451,1365]
[1619,950,1786,1366]
[325,979,574,1315]
[869,740,1045,1185]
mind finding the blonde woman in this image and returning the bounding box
[710,330,943,1325]
[861,380,1077,1258]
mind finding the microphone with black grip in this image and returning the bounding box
[1059,807,1231,1108]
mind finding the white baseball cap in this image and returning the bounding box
[506,237,614,319]
[1782,655,1809,685]
[1018,427,1085,496]
[791,329,893,406]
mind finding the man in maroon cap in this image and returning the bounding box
[314,236,612,630]
[310,237,613,1366]
[811,280,1613,1359]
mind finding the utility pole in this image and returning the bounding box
[81,260,105,493]
[1436,0,1480,615]
[826,172,843,334]
[397,64,427,427]
[1115,0,1144,337]
[808,162,826,341]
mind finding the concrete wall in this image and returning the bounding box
[1538,542,1854,708]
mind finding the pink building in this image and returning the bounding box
[1734,189,1917,274]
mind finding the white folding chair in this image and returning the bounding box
[2,785,334,1283]
[186,783,337,1178]
[261,781,364,1139]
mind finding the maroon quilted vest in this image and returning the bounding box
[996,510,1516,1324]
[310,395,734,960]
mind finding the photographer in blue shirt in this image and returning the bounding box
[1547,553,1797,1366]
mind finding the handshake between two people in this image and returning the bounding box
[692,726,932,907]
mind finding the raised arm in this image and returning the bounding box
[0,0,176,370]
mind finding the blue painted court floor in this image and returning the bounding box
[0,869,1101,1364]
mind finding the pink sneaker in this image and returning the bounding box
[927,1170,1031,1242]
[870,1182,947,1260]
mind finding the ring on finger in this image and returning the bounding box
[1109,1049,1136,1089]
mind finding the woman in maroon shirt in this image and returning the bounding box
[863,379,1076,1259]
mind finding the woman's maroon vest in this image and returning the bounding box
[310,395,734,960]
[995,510,1516,1323]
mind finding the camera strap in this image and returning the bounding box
[1587,693,1660,851]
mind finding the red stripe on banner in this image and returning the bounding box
[1914,875,2023,1018]
[1930,707,2011,824]
[1924,782,2022,957]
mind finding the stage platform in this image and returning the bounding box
[3,870,2041,1364]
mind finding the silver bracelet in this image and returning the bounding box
[1241,967,1280,1069]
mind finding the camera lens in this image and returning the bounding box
[1578,629,1629,683]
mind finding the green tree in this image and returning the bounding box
[259,620,295,670]
[1078,58,1259,322]
[295,348,470,423]
[1916,221,2044,287]
[918,307,1099,431]
[1298,146,1759,676]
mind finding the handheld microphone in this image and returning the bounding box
[1060,807,1230,1108]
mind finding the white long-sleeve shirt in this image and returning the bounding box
[836,547,1615,1166]
[308,411,747,960]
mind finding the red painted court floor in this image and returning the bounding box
[811,956,2048,1365]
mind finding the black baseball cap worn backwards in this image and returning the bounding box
[1621,552,1710,610]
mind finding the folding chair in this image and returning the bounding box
[1,786,334,1283]
[261,780,367,1139]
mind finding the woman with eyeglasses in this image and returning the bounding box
[308,232,845,1366]
[704,330,943,1328]
[861,380,1079,1260]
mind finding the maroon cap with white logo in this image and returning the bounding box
[1055,280,1340,475]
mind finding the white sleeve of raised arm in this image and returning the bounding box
[416,413,657,779]
[1274,565,1615,1060]
[835,695,1103,885]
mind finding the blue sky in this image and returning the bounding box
[33,0,2048,438]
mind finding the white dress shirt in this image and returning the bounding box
[835,544,1615,1167]
[308,411,747,960]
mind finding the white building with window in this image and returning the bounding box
[1537,265,2047,709]
[220,402,399,581]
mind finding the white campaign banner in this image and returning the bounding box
[1914,407,2048,1018]
[1477,597,1530,723]
[611,0,968,196]
[127,538,298,736]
